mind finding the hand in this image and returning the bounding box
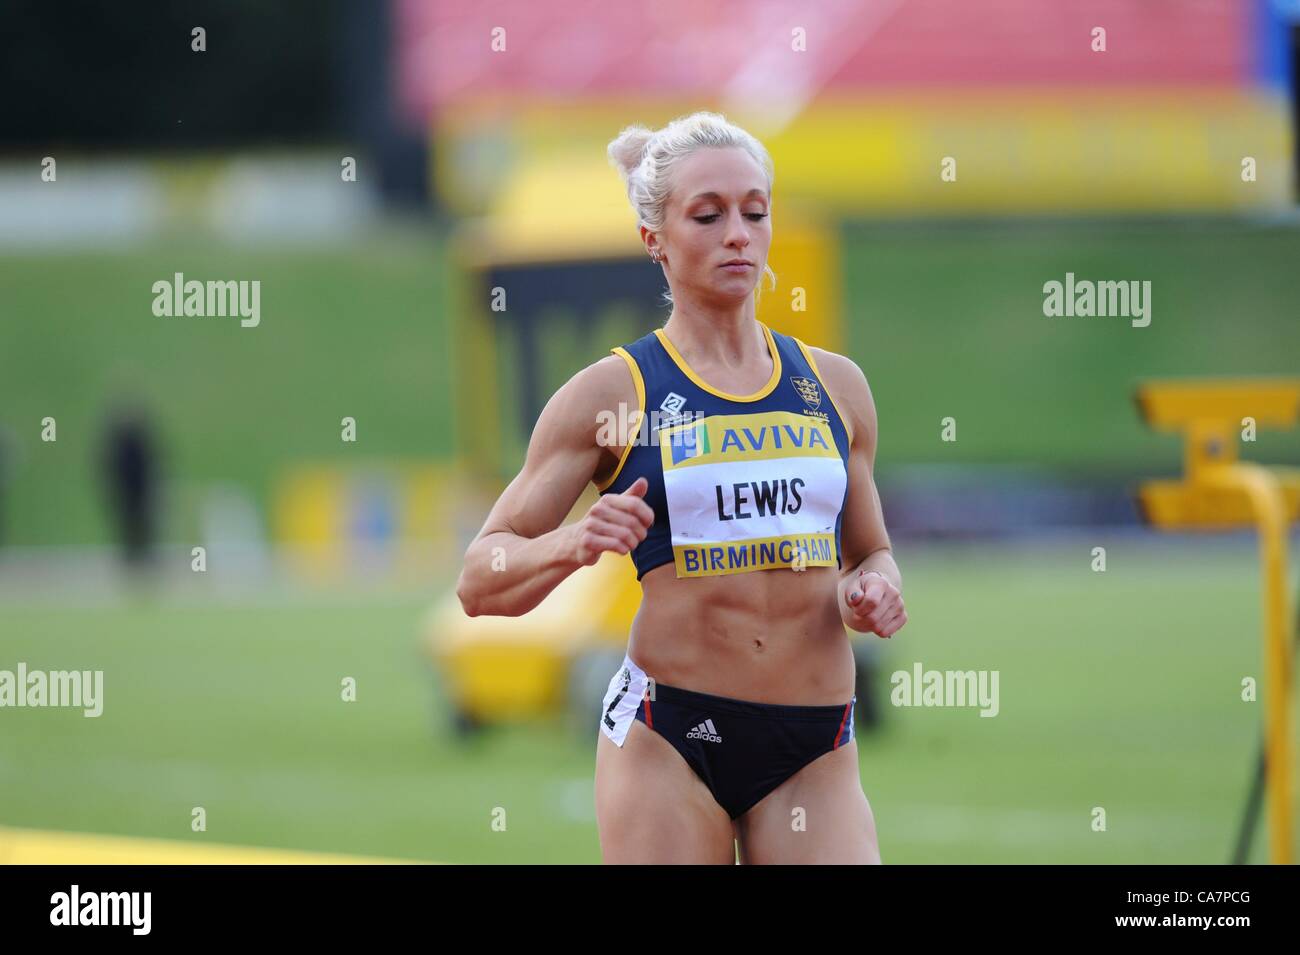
[841,569,907,638]
[573,476,654,565]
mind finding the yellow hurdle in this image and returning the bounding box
[1136,379,1300,865]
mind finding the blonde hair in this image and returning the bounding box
[607,111,777,307]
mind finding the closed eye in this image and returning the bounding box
[693,213,769,223]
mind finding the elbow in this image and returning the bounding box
[456,579,531,618]
[456,571,520,617]
[455,542,533,617]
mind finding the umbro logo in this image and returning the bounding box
[686,718,722,743]
[657,391,693,428]
[660,391,687,416]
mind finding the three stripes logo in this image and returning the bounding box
[686,718,722,743]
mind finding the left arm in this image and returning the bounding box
[811,347,907,639]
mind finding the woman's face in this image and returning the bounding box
[648,147,772,306]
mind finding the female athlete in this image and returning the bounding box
[456,111,906,864]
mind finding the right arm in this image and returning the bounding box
[454,356,654,617]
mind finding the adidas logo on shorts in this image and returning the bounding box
[686,719,722,743]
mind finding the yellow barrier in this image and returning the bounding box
[1136,378,1300,865]
[271,463,470,582]
[0,825,413,865]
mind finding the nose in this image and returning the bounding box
[723,207,750,252]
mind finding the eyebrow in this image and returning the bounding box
[690,189,768,201]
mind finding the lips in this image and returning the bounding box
[720,260,753,269]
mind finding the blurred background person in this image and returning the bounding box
[99,403,160,570]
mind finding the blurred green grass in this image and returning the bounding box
[0,231,450,546]
[844,220,1300,475]
[2,221,1297,546]
[1,537,1295,863]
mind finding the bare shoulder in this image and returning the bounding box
[805,346,876,448]
[567,352,640,423]
[532,352,640,454]
[583,351,640,402]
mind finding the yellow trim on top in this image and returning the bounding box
[653,321,781,403]
[594,346,646,492]
[794,337,854,446]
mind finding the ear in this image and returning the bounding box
[640,225,658,255]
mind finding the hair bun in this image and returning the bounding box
[607,125,654,179]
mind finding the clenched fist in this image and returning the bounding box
[840,569,907,638]
[572,476,655,565]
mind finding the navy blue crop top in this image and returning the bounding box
[595,321,851,580]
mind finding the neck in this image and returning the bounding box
[662,292,763,365]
